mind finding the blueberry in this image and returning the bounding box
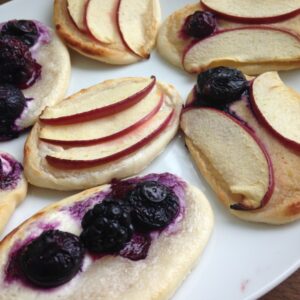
[80,200,134,253]
[183,11,216,39]
[0,36,41,89]
[128,181,179,230]
[196,67,248,106]
[0,84,26,120]
[19,230,84,288]
[1,20,39,47]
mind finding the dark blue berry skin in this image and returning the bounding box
[1,20,39,47]
[0,36,41,89]
[19,230,84,288]
[183,11,217,39]
[0,84,27,141]
[0,84,26,120]
[80,200,134,254]
[128,181,180,230]
[196,67,248,107]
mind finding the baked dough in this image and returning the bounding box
[17,21,71,129]
[0,173,214,300]
[24,77,182,191]
[0,152,27,233]
[181,86,300,224]
[53,0,161,65]
[157,3,300,75]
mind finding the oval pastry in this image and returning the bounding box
[24,76,182,190]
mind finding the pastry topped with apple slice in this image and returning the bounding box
[157,1,300,75]
[180,66,300,224]
[0,152,27,233]
[0,172,213,299]
[53,0,161,65]
[24,76,182,191]
[0,19,70,141]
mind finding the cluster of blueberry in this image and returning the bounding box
[0,20,40,140]
[14,180,180,288]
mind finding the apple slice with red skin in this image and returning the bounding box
[40,93,164,146]
[117,0,158,58]
[180,107,274,210]
[46,107,174,169]
[183,27,300,74]
[85,0,119,44]
[40,77,156,125]
[250,72,300,151]
[67,0,88,32]
[201,0,300,24]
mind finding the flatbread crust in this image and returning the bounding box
[53,0,161,65]
[157,3,300,75]
[24,78,182,191]
[0,175,214,300]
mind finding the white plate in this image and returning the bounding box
[1,0,300,299]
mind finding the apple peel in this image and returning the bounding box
[250,72,300,151]
[183,27,300,74]
[39,93,164,146]
[201,0,300,24]
[40,77,156,125]
[46,108,175,169]
[181,108,274,210]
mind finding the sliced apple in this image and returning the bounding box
[202,0,300,24]
[181,108,274,210]
[183,27,300,74]
[40,91,164,146]
[45,105,174,169]
[250,72,300,150]
[40,77,156,125]
[67,0,88,32]
[117,0,159,58]
[86,0,119,44]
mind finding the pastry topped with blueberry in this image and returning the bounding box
[157,1,300,75]
[53,0,161,65]
[181,66,300,224]
[0,152,27,233]
[24,76,182,191]
[0,173,213,299]
[0,19,70,141]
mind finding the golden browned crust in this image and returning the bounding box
[53,0,159,65]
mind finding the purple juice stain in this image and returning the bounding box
[119,233,151,261]
[0,153,23,190]
[4,235,36,284]
[3,173,187,290]
[63,189,111,221]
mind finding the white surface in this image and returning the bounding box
[0,0,299,299]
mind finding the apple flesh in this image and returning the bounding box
[117,0,159,58]
[201,0,300,24]
[183,27,300,74]
[40,77,156,125]
[45,106,174,169]
[40,92,164,146]
[67,0,88,32]
[250,72,300,151]
[180,107,274,210]
[85,0,119,44]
